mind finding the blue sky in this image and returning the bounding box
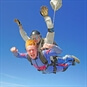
[0,0,87,87]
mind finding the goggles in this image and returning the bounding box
[30,35,40,40]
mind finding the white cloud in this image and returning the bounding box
[0,81,28,87]
[0,73,29,87]
[0,73,38,87]
[0,73,22,80]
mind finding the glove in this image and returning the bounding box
[14,19,21,26]
[40,6,48,17]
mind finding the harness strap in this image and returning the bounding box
[27,50,59,73]
[27,55,33,65]
[39,50,48,64]
[33,64,46,71]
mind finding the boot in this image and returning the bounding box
[72,55,80,64]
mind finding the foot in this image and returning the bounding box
[62,67,68,72]
[14,19,21,26]
[72,55,80,64]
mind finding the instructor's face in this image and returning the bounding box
[31,35,41,44]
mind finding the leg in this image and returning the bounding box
[63,55,80,64]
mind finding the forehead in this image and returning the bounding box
[26,45,36,50]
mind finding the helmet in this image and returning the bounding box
[30,30,40,36]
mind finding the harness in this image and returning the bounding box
[27,39,60,73]
[27,50,58,73]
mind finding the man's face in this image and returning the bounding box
[30,35,41,44]
[26,45,38,59]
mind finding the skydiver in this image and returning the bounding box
[14,6,60,62]
[14,6,55,49]
[14,0,63,61]
[10,39,80,74]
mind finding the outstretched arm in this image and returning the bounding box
[14,19,30,42]
[44,16,54,44]
[40,6,54,44]
[42,44,62,54]
[10,47,27,59]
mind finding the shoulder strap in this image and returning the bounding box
[38,39,44,50]
[39,50,48,64]
[41,38,45,46]
[27,55,33,65]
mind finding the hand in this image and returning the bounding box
[40,6,48,17]
[41,43,54,50]
[14,19,21,25]
[10,47,18,53]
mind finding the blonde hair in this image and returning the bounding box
[25,39,37,48]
